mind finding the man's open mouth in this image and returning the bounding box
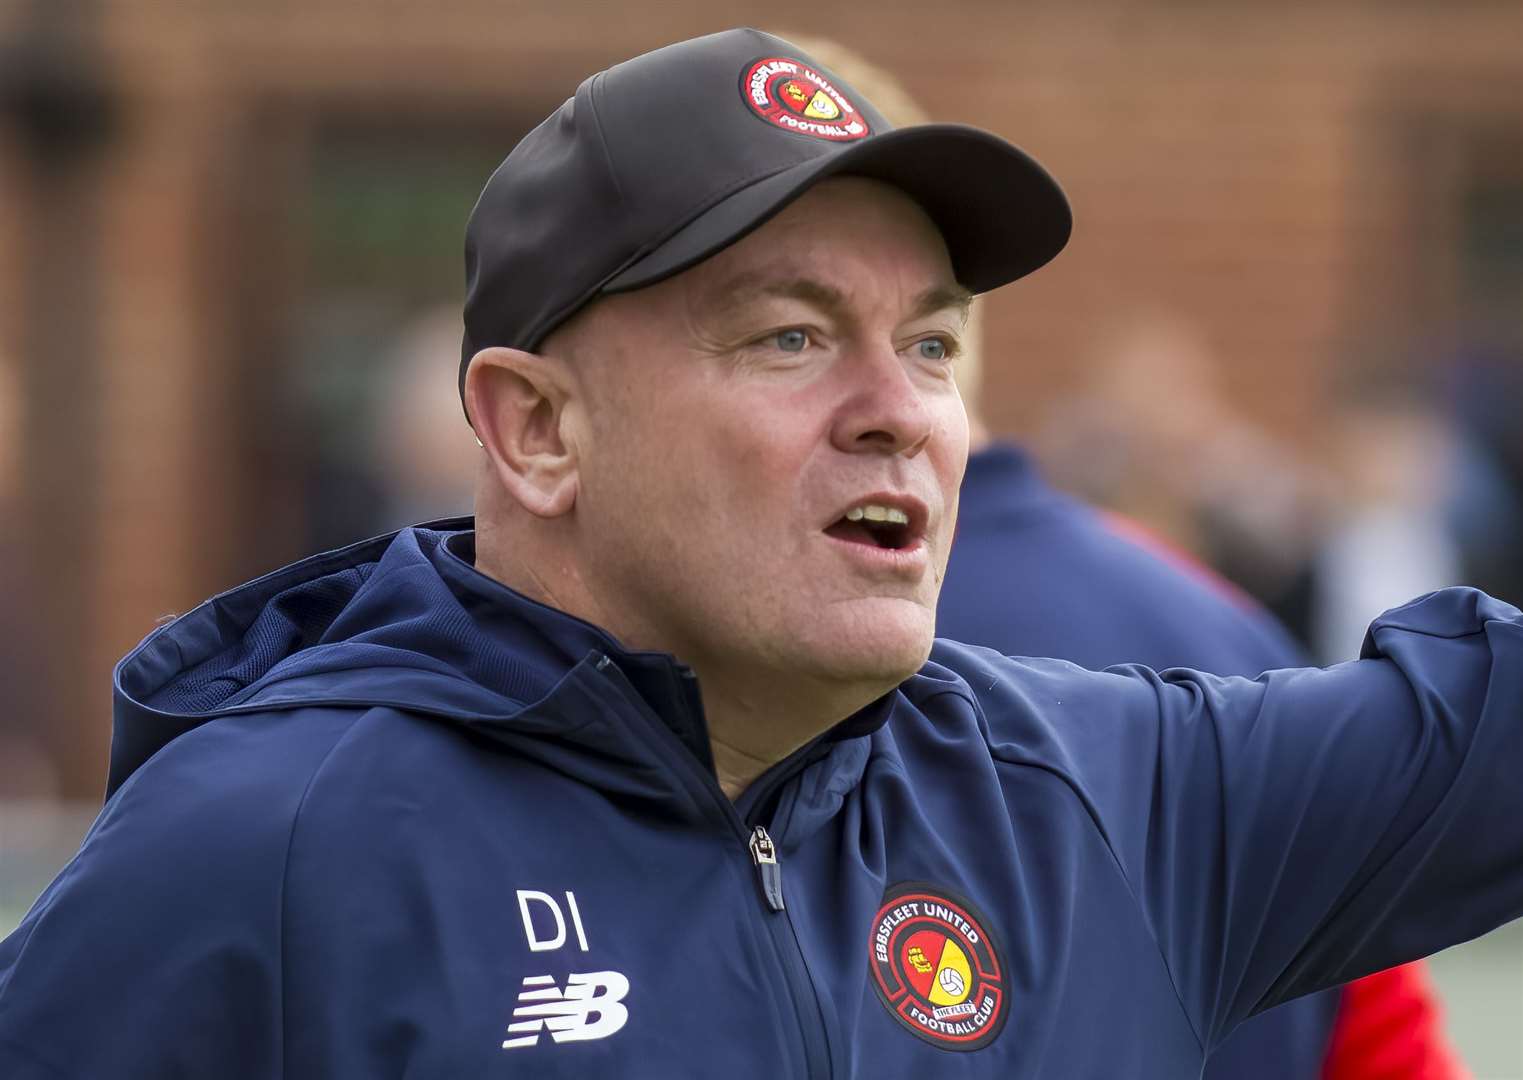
[824,503,918,551]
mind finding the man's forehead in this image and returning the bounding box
[556,180,970,348]
[679,177,965,309]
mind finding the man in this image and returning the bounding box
[2,29,1520,1078]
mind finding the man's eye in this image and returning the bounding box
[773,328,809,353]
[917,338,948,361]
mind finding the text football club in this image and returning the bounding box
[739,57,871,141]
[868,882,1010,1051]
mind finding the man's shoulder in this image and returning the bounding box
[0,703,442,966]
[106,702,415,844]
[905,641,1154,751]
[0,709,378,1075]
[916,637,1129,698]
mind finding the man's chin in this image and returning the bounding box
[794,619,935,688]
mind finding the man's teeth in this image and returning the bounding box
[845,504,911,525]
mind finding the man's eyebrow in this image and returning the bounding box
[708,275,851,321]
[909,284,974,325]
[707,275,973,325]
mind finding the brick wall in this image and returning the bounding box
[2,0,1520,793]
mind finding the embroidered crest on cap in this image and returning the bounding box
[740,57,871,141]
[868,882,1010,1051]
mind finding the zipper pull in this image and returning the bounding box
[749,825,785,912]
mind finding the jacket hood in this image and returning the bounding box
[109,520,718,798]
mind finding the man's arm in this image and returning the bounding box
[974,586,1523,1052]
[1096,510,1469,1080]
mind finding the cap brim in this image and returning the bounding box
[600,123,1071,297]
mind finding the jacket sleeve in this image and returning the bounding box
[978,587,1523,1052]
[0,711,343,1078]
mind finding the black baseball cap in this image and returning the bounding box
[460,27,1071,398]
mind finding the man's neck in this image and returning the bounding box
[712,740,776,802]
[697,668,884,801]
[474,524,882,803]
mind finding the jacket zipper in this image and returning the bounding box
[749,825,785,912]
[741,794,836,1080]
[740,815,832,1079]
[589,659,833,1078]
[724,794,837,1080]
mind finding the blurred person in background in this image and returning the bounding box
[1307,352,1523,663]
[1309,373,1468,663]
[1441,344,1523,613]
[1035,311,1330,643]
[789,38,1469,1080]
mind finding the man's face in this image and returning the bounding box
[561,178,971,699]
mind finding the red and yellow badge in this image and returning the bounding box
[868,882,1009,1051]
[739,57,871,141]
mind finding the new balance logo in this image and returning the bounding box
[501,971,630,1050]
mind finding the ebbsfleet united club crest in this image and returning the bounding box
[868,882,1010,1051]
[739,57,871,141]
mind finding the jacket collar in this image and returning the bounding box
[110,520,898,821]
[431,530,716,768]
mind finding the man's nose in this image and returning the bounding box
[828,344,935,457]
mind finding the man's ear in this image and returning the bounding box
[463,347,579,518]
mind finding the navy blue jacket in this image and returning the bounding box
[938,443,1336,1076]
[2,522,1521,1078]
